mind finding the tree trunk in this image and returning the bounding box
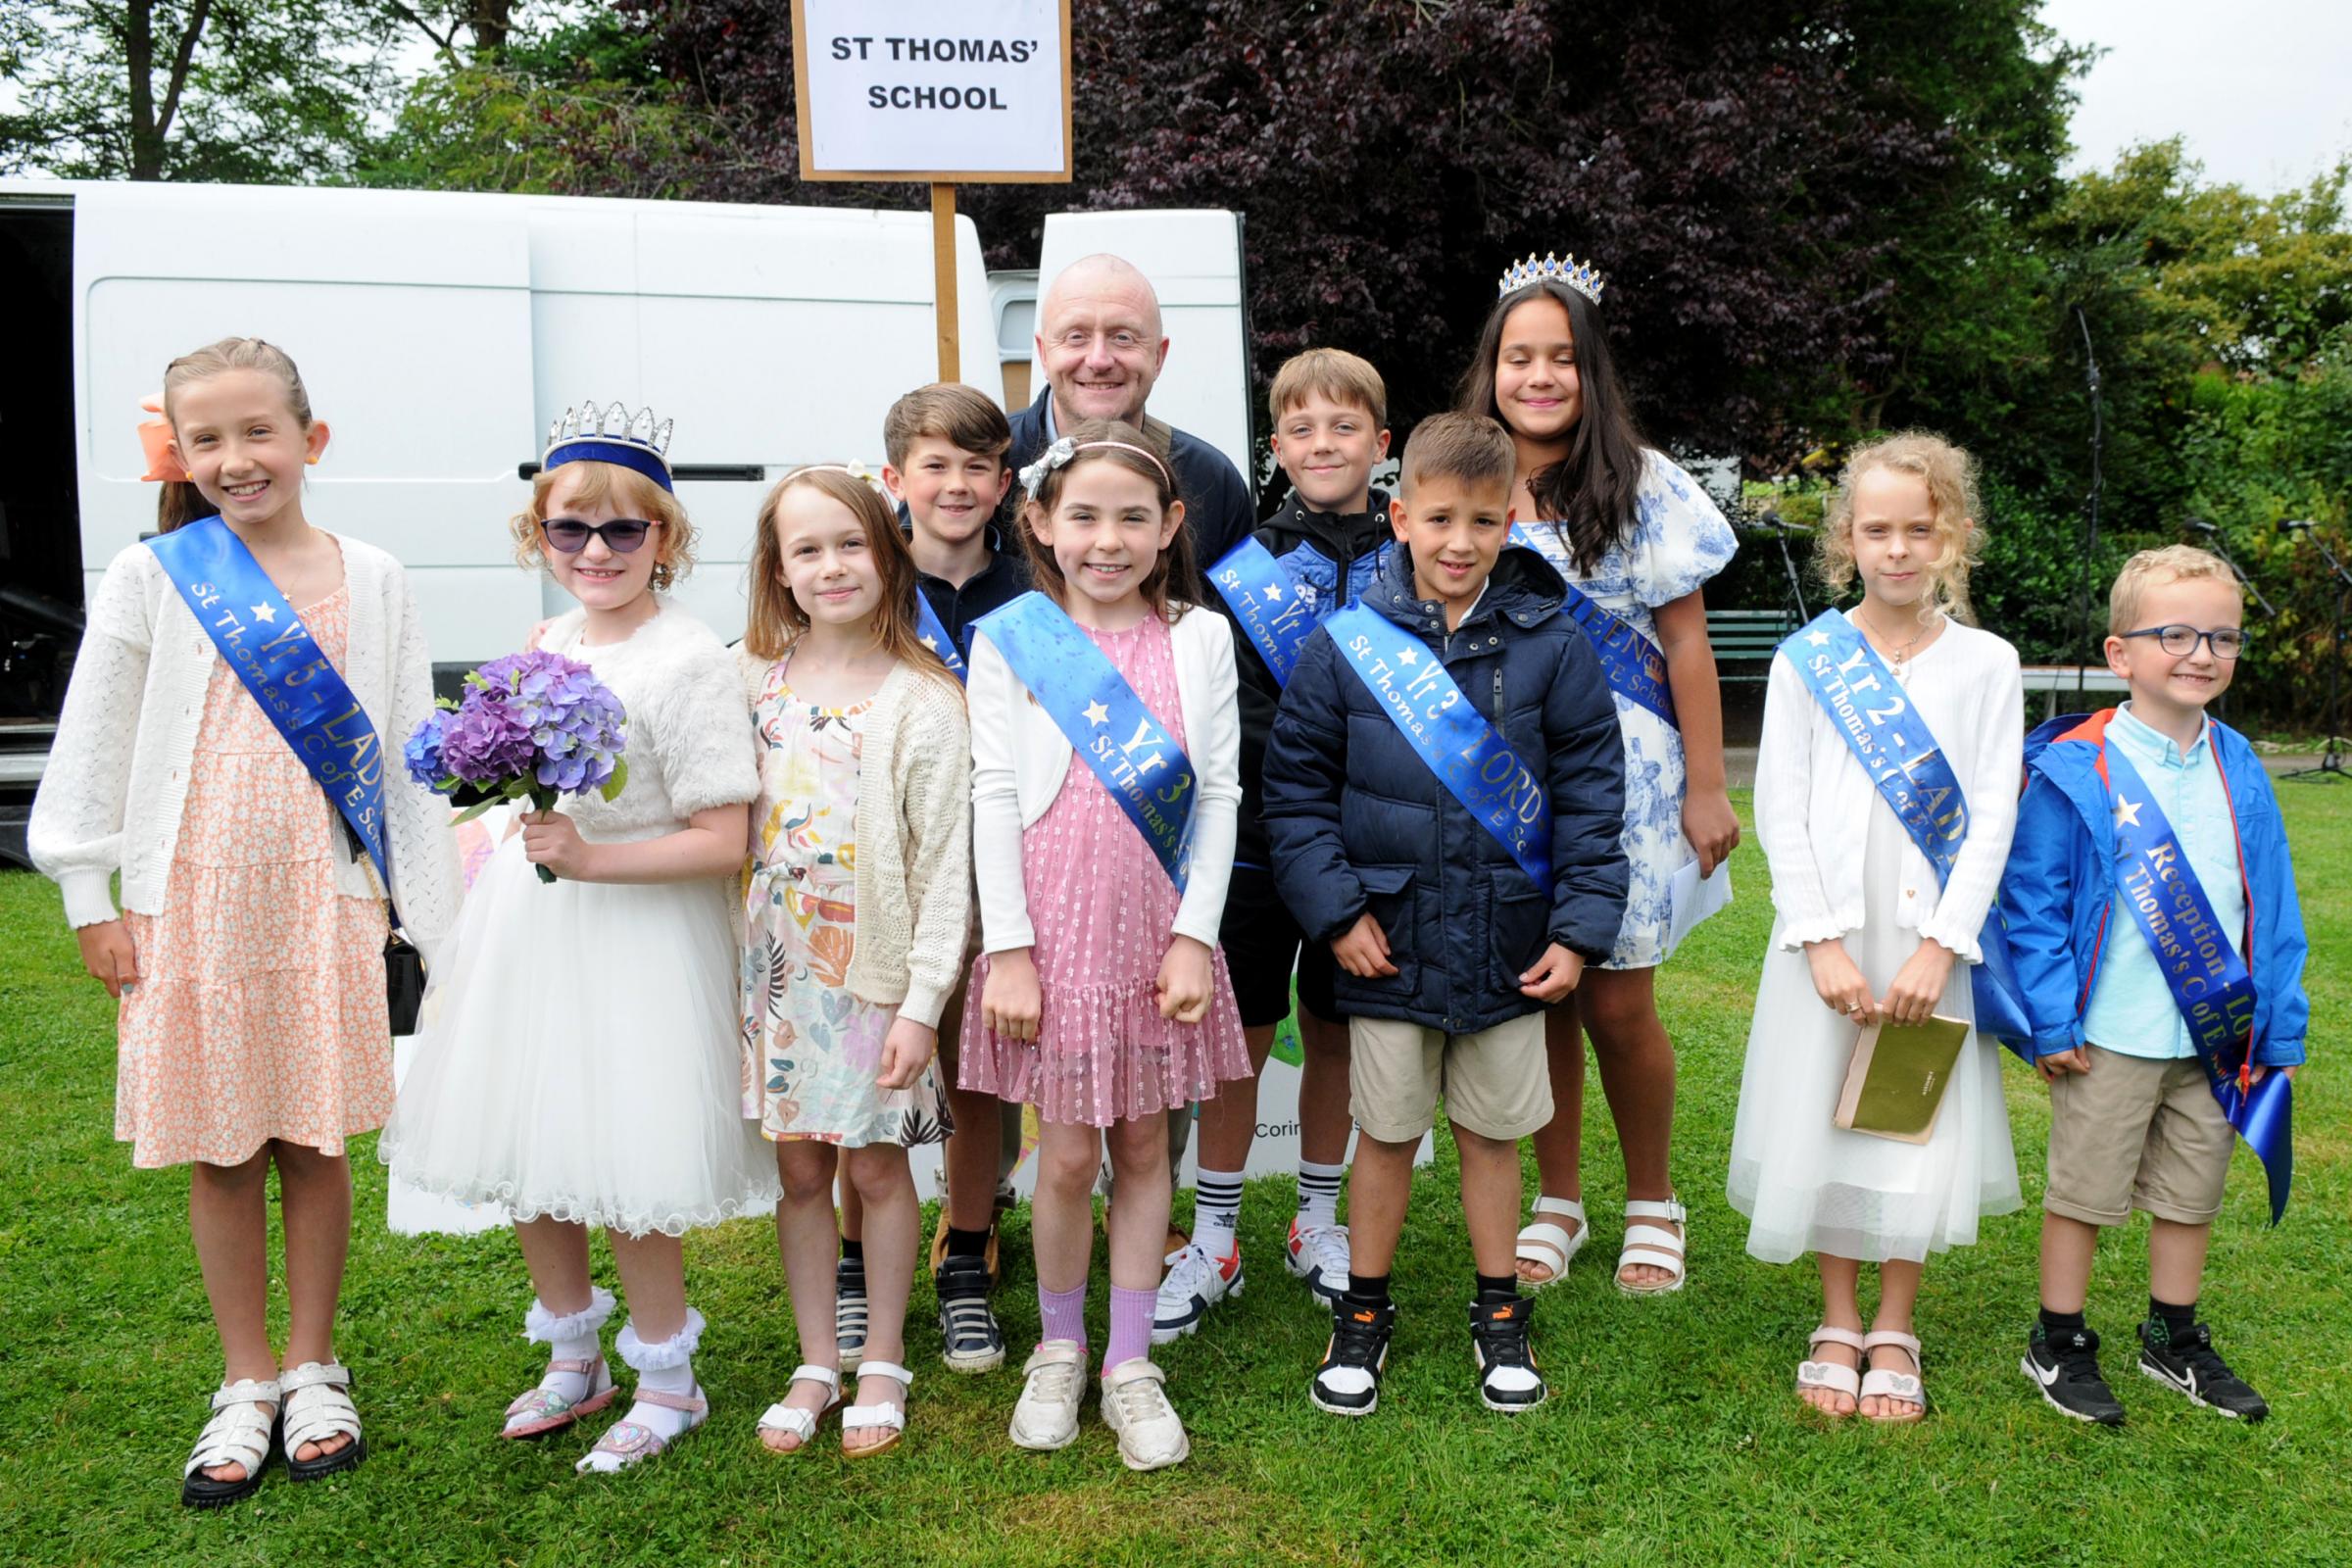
[125,0,160,179]
[471,0,513,56]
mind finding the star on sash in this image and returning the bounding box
[251,603,278,624]
[919,633,940,652]
[1396,648,1419,664]
[1083,700,1110,726]
[2113,796,2143,829]
[1807,629,1831,646]
[1263,585,1283,602]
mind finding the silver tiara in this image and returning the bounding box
[544,398,675,460]
[1497,252,1605,306]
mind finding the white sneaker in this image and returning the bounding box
[1285,1219,1352,1301]
[1100,1358,1190,1471]
[1152,1241,1244,1344]
[1008,1340,1086,1451]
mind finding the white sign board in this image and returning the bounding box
[794,0,1072,182]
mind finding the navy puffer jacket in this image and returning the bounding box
[1263,542,1629,1034]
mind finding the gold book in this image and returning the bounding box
[1834,1014,1971,1144]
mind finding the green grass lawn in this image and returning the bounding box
[3,786,2346,1567]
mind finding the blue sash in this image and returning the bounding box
[1208,538,1323,688]
[912,591,967,683]
[1324,604,1551,889]
[2099,735,2292,1222]
[147,514,393,903]
[1509,524,1677,729]
[976,592,1198,890]
[1783,611,2033,1047]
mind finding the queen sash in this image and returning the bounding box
[1783,610,2033,1047]
[1208,538,1323,688]
[146,514,394,901]
[1323,604,1551,889]
[1508,524,1677,729]
[912,591,968,683]
[976,591,1198,890]
[2095,727,2292,1222]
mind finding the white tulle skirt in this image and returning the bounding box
[380,836,778,1237]
[1726,799,2022,1264]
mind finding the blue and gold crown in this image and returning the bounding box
[1497,252,1605,307]
[543,399,677,493]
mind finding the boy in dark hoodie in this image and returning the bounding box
[1263,412,1628,1416]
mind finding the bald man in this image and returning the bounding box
[1007,253,1256,569]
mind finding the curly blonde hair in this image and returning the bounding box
[1816,431,1983,625]
[510,460,696,592]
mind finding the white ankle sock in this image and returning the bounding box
[1296,1160,1345,1230]
[578,1309,706,1469]
[521,1289,613,1409]
[1195,1166,1244,1254]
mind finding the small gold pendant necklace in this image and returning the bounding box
[1860,607,1927,669]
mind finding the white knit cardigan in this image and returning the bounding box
[29,533,462,962]
[1752,614,2025,962]
[736,647,974,1031]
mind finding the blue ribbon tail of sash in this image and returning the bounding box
[2218,1071,2292,1225]
[1969,917,2037,1061]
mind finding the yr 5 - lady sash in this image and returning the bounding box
[1322,603,1551,889]
[912,590,969,682]
[975,591,1198,890]
[1782,610,2033,1050]
[1508,524,1677,729]
[1207,537,1326,688]
[146,514,394,901]
[2094,722,2292,1222]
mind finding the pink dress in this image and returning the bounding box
[958,613,1250,1128]
[118,585,392,1167]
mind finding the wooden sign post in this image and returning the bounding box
[792,0,1075,385]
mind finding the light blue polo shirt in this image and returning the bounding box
[2082,704,2249,1059]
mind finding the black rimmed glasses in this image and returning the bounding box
[540,516,661,554]
[2118,624,2248,659]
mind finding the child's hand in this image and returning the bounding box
[982,949,1042,1042]
[1519,943,1585,1003]
[1155,935,1214,1024]
[523,617,556,652]
[1804,938,1875,1024]
[2034,1046,2090,1083]
[74,919,141,999]
[875,1016,938,1091]
[2247,1063,2302,1086]
[520,810,599,880]
[1331,912,1398,978]
[1683,788,1741,877]
[1878,938,1957,1026]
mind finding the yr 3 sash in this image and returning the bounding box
[1322,604,1551,888]
[1208,537,1323,687]
[975,591,1198,889]
[912,590,968,682]
[146,514,395,903]
[1782,610,2034,1050]
[2095,725,2292,1222]
[1508,523,1677,729]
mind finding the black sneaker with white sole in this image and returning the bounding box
[2138,1318,2268,1421]
[1470,1295,1545,1412]
[934,1253,1007,1374]
[1311,1298,1395,1416]
[835,1253,869,1372]
[2022,1321,2125,1425]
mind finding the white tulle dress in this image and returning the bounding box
[381,601,778,1237]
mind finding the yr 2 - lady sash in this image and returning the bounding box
[2095,725,2292,1222]
[976,591,1198,890]
[912,591,968,682]
[146,514,394,901]
[1322,604,1551,889]
[1782,610,2033,1049]
[1508,523,1677,729]
[1208,537,1323,687]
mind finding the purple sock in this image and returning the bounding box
[1103,1285,1154,1374]
[1038,1281,1088,1349]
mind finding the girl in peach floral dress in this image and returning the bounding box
[30,339,459,1508]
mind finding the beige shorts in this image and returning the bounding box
[2045,1046,2232,1226]
[1348,1012,1547,1143]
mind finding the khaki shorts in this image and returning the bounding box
[2045,1046,2232,1226]
[1348,1012,1547,1143]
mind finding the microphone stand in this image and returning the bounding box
[2187,520,2272,726]
[2280,523,2348,783]
[1756,510,1809,627]
[2073,305,2104,710]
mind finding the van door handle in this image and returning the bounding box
[516,462,768,482]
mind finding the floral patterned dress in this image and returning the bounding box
[742,658,951,1148]
[1516,450,1738,968]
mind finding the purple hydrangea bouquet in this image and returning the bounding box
[404,649,628,883]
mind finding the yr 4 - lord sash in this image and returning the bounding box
[1208,537,1323,688]
[1508,524,1677,729]
[1323,604,1551,889]
[912,591,968,683]
[2097,732,2292,1222]
[1783,610,2034,1050]
[146,514,394,901]
[976,591,1198,890]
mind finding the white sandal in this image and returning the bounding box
[180,1377,280,1508]
[1860,1330,1927,1423]
[1513,1196,1588,1289]
[1615,1197,1689,1296]
[1797,1326,1864,1417]
[757,1364,842,1453]
[842,1360,913,1458]
[280,1360,365,1482]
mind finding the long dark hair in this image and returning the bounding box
[1455,279,1648,573]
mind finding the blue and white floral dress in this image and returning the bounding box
[1516,450,1737,968]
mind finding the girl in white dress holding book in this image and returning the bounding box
[1727,433,2024,1422]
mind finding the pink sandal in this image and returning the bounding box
[502,1352,618,1440]
[575,1387,708,1474]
